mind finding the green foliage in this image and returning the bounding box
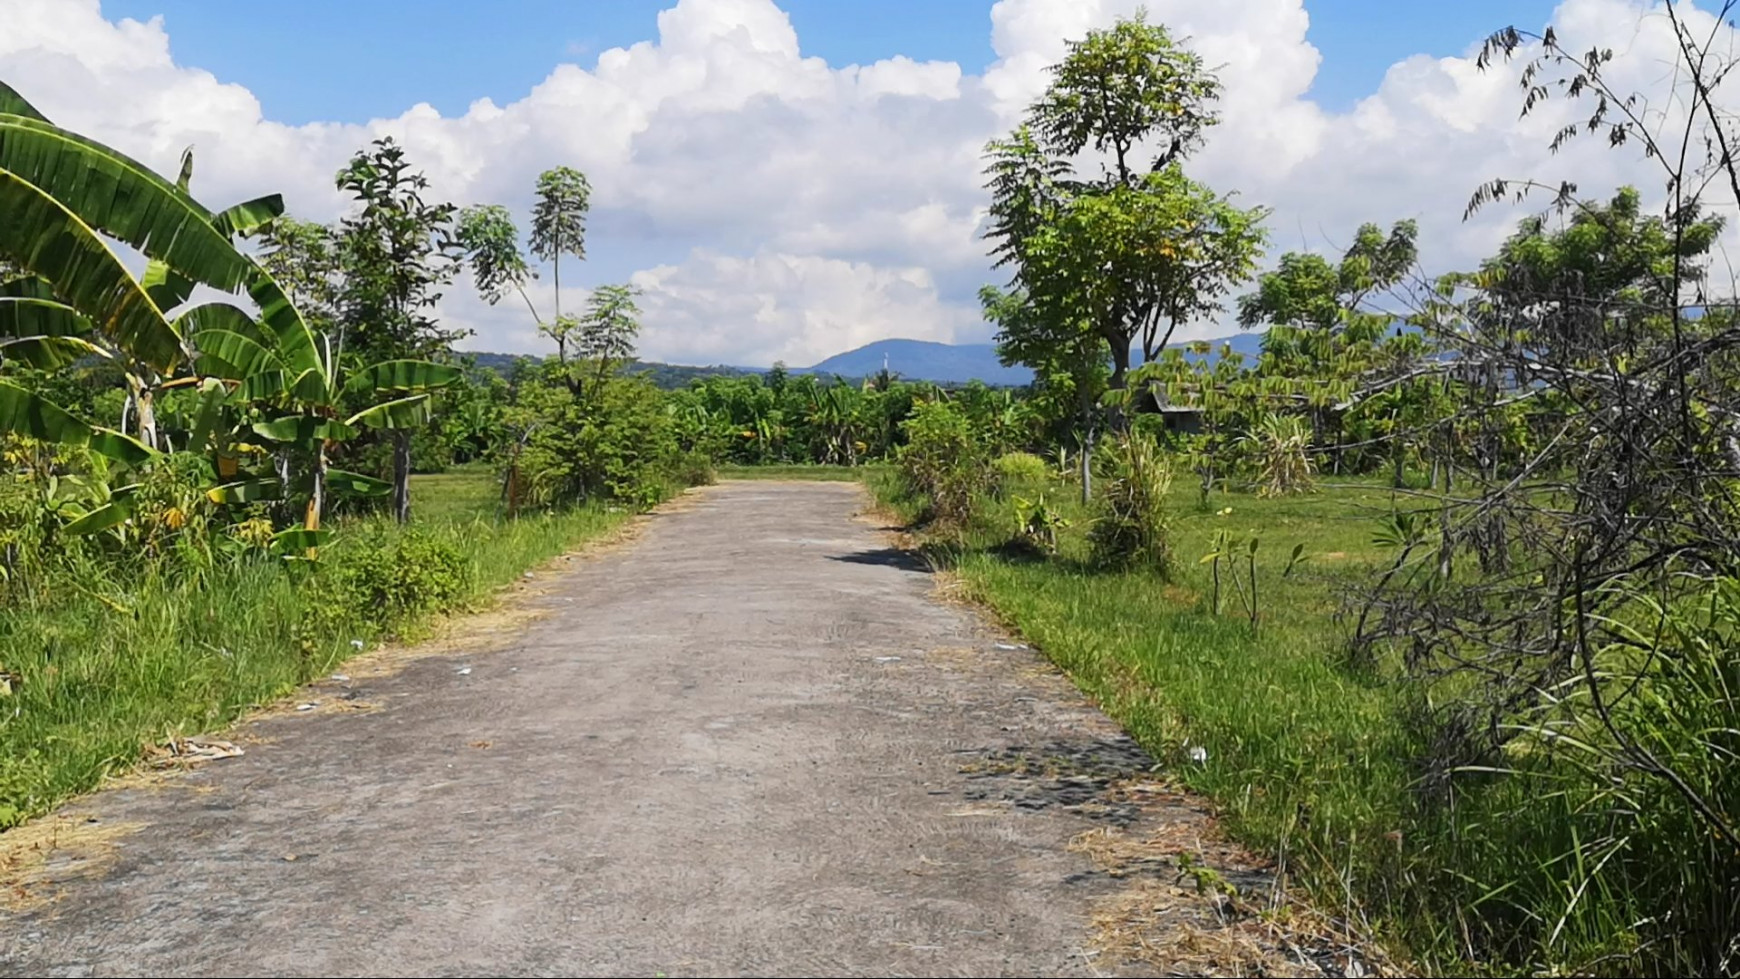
[896,398,987,528]
[1087,434,1173,573]
[983,15,1268,398]
[333,137,463,362]
[1011,491,1069,555]
[455,203,531,306]
[511,364,681,509]
[992,450,1050,484]
[1241,414,1314,497]
[326,526,468,620]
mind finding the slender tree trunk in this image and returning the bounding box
[393,429,412,524]
[305,440,327,559]
[136,387,157,450]
[1079,388,1096,507]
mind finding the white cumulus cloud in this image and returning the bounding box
[2,0,1732,365]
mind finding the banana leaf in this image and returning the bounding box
[0,297,91,339]
[344,359,461,396]
[270,527,331,553]
[63,497,136,535]
[0,334,106,370]
[0,114,261,293]
[185,376,227,454]
[191,325,281,380]
[206,478,282,504]
[325,468,392,497]
[214,195,284,237]
[346,394,433,430]
[0,81,47,122]
[252,415,357,444]
[0,170,184,373]
[0,380,153,466]
[0,276,57,300]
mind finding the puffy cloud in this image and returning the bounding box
[2,0,1732,364]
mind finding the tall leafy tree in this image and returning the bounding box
[458,167,592,351]
[984,14,1266,397]
[334,137,462,522]
[528,166,590,322]
[983,12,1266,463]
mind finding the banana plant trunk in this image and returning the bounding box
[305,440,327,559]
[392,429,412,524]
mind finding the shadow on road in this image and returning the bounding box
[828,547,932,573]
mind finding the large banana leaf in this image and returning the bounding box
[207,477,282,504]
[231,368,294,405]
[0,380,152,466]
[0,334,106,370]
[271,527,331,553]
[0,297,91,338]
[193,328,279,381]
[289,366,331,404]
[247,274,322,376]
[0,170,183,372]
[0,114,261,293]
[179,301,272,347]
[0,276,57,300]
[141,260,195,312]
[63,497,135,535]
[326,469,392,497]
[0,81,47,122]
[343,359,461,396]
[252,415,357,443]
[186,376,227,452]
[346,393,433,430]
[214,195,284,237]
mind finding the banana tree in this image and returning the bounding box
[0,79,361,542]
[196,311,459,550]
[0,82,290,445]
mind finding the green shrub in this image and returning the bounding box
[330,528,469,621]
[1011,491,1070,556]
[897,399,987,527]
[1241,413,1314,497]
[512,366,682,509]
[1087,434,1174,573]
[992,450,1050,485]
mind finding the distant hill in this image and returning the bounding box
[800,340,1032,385]
[454,350,758,389]
[798,333,1273,385]
[451,331,1274,391]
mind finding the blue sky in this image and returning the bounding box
[103,0,1561,124]
[36,0,1640,366]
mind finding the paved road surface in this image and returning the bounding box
[1,482,1172,977]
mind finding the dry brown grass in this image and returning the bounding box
[0,814,141,912]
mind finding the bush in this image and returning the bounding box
[512,366,683,509]
[1242,414,1315,497]
[992,450,1050,486]
[1088,435,1174,573]
[327,528,469,622]
[897,400,987,527]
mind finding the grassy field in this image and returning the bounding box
[867,466,1468,963]
[0,468,631,828]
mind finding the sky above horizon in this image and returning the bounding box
[0,0,1716,366]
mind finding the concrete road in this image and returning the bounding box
[1,482,1167,977]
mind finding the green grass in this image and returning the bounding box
[715,462,886,481]
[874,465,1740,974]
[869,468,1451,961]
[0,469,631,828]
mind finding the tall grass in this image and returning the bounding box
[868,466,1735,975]
[0,470,630,828]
